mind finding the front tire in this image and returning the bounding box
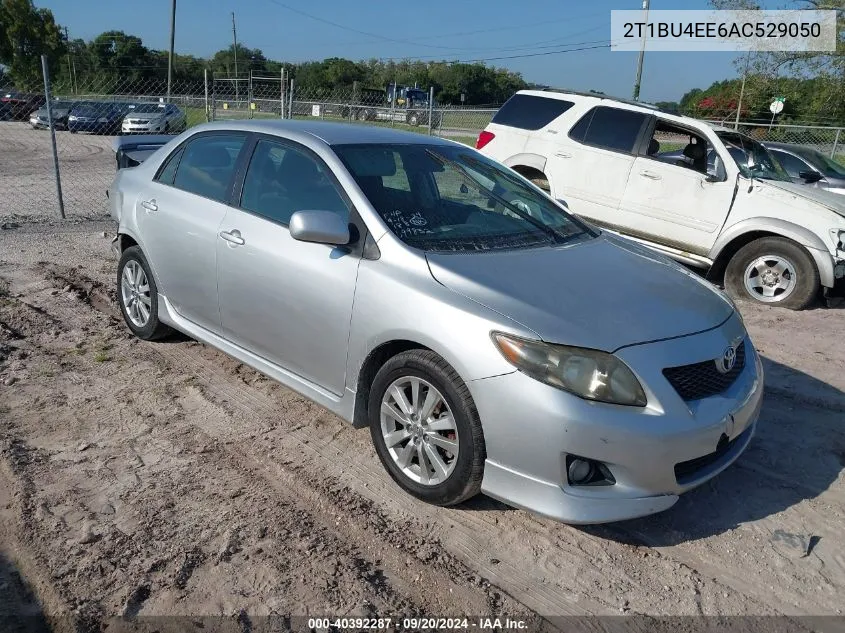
[724,236,819,310]
[368,350,485,506]
[117,246,171,340]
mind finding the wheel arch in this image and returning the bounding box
[708,219,834,288]
[502,153,547,174]
[352,339,433,428]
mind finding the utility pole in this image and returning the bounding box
[64,27,73,93]
[232,12,240,105]
[734,51,751,130]
[632,0,650,101]
[167,0,176,103]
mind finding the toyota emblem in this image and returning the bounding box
[716,345,737,374]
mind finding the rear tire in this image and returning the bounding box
[724,236,819,310]
[117,246,172,340]
[368,350,485,506]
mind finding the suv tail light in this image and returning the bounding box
[476,130,495,150]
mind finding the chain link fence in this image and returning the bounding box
[1,61,842,222]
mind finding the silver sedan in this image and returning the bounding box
[108,120,764,524]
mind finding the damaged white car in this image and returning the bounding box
[478,90,845,309]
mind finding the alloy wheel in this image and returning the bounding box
[743,254,797,303]
[121,260,152,327]
[380,377,459,486]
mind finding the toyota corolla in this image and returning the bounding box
[108,120,763,524]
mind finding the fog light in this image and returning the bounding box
[568,458,594,484]
[566,455,616,486]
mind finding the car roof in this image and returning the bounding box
[187,119,456,146]
[513,89,727,131]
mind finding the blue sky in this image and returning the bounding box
[38,0,757,101]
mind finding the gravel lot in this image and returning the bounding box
[1,130,844,632]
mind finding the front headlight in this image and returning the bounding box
[491,332,647,406]
[68,115,77,121]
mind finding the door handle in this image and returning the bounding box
[141,199,158,212]
[219,229,245,246]
[640,171,662,180]
[554,151,572,158]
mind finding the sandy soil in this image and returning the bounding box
[1,217,844,632]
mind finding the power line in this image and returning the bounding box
[262,0,492,51]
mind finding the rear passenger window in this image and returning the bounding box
[155,147,184,185]
[569,106,647,154]
[172,134,246,202]
[491,94,574,131]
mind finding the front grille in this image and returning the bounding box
[674,427,750,484]
[663,342,745,401]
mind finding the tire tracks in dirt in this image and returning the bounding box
[2,260,844,622]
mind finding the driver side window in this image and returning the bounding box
[240,139,349,226]
[769,149,811,179]
[644,120,717,178]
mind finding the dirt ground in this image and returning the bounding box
[1,214,844,631]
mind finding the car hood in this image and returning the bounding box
[426,235,734,352]
[755,178,845,218]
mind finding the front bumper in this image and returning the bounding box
[472,312,764,524]
[122,122,165,134]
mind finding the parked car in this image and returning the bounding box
[69,101,134,135]
[111,134,172,169]
[108,120,763,524]
[762,142,845,195]
[0,92,46,121]
[122,103,187,135]
[30,100,77,130]
[477,90,845,309]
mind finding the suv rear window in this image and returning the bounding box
[569,106,647,153]
[491,94,574,131]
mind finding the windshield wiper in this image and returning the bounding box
[424,150,572,245]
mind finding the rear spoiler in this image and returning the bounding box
[112,134,174,170]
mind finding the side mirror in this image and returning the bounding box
[289,210,350,246]
[799,170,823,183]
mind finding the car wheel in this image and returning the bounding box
[117,246,171,340]
[725,236,819,310]
[368,350,485,506]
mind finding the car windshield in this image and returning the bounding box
[334,143,596,252]
[716,132,791,182]
[130,104,166,114]
[47,101,74,110]
[797,148,845,179]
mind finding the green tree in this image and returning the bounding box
[0,0,65,90]
[710,0,845,124]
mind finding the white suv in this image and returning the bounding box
[478,90,845,309]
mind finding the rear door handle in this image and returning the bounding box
[554,151,572,158]
[219,229,245,246]
[141,199,158,212]
[640,171,661,180]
